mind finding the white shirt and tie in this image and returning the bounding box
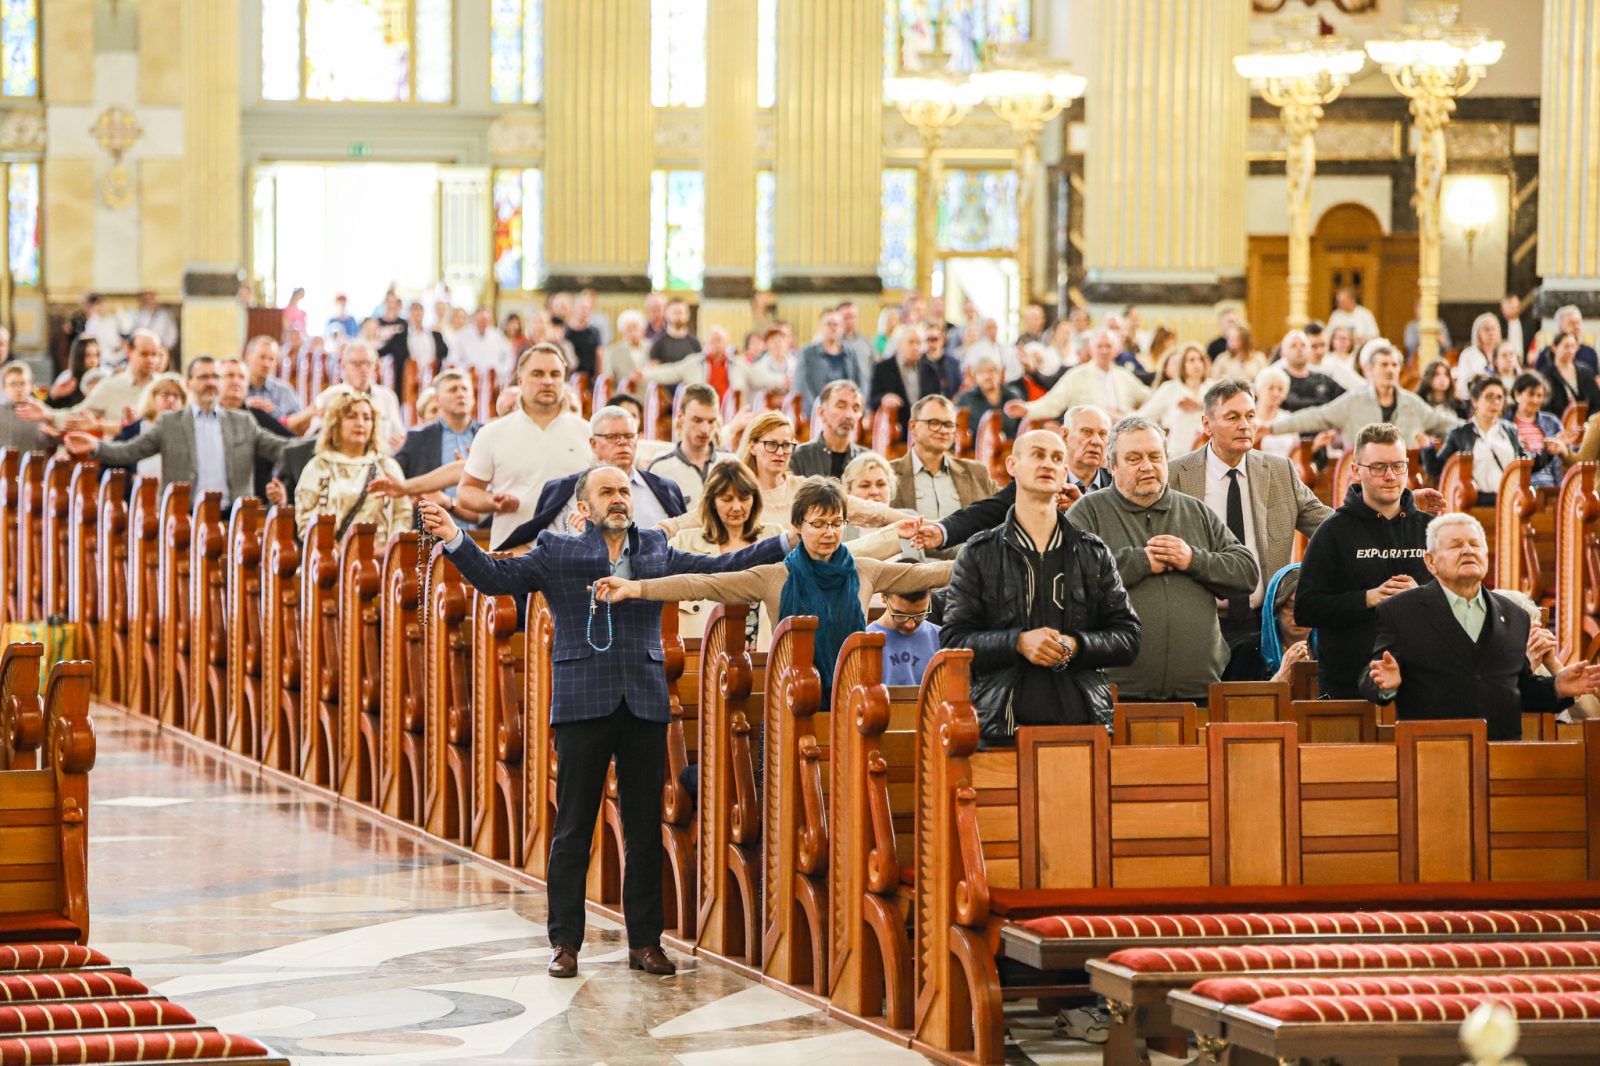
[1202,446,1264,609]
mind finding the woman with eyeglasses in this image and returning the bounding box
[1423,376,1542,505]
[595,477,951,701]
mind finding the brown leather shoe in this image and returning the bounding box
[548,945,578,978]
[627,945,676,975]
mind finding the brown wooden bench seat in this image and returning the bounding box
[1089,938,1600,1066]
[1170,985,1600,1065]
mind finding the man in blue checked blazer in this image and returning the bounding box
[417,465,788,979]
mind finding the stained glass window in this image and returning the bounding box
[490,0,543,104]
[938,169,1018,253]
[755,170,776,292]
[757,0,777,109]
[7,162,39,288]
[879,168,917,291]
[493,168,544,292]
[884,0,1029,78]
[650,170,706,292]
[1,0,38,99]
[651,0,707,107]
[261,0,454,103]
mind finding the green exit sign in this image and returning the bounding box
[348,142,372,158]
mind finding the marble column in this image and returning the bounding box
[543,0,653,326]
[700,0,759,343]
[42,0,96,305]
[772,0,882,338]
[181,0,243,360]
[1083,0,1249,342]
[1535,0,1600,321]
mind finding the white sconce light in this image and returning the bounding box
[1444,177,1496,263]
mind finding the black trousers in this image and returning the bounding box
[547,700,667,950]
[1221,605,1267,682]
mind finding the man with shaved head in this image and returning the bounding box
[940,428,1141,745]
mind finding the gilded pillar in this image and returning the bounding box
[772,0,883,337]
[543,0,653,325]
[181,0,243,359]
[1083,0,1249,342]
[700,0,759,343]
[1535,0,1600,321]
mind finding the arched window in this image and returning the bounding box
[7,162,39,287]
[1,0,38,100]
[493,169,544,293]
[490,0,543,105]
[650,170,705,292]
[879,169,918,291]
[651,0,707,108]
[884,0,1030,78]
[261,0,454,104]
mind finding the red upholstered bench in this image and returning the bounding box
[1171,989,1600,1064]
[0,1030,285,1064]
[1002,908,1600,969]
[0,913,83,945]
[1088,939,1600,1066]
[0,944,112,973]
[0,971,148,1003]
[0,998,196,1034]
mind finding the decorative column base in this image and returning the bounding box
[1533,284,1600,325]
[181,269,241,364]
[771,275,885,340]
[701,273,758,349]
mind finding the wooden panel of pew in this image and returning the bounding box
[64,462,100,681]
[39,458,74,622]
[0,642,42,771]
[0,448,18,627]
[469,585,523,863]
[337,522,383,803]
[14,452,45,623]
[156,482,194,731]
[225,498,265,759]
[188,492,228,744]
[125,476,161,719]
[973,410,1010,487]
[1554,461,1599,664]
[661,604,698,940]
[422,541,474,844]
[0,658,94,945]
[1207,681,1289,725]
[378,531,424,822]
[1113,702,1198,746]
[759,616,823,994]
[258,505,302,773]
[1290,699,1378,743]
[521,592,556,881]
[298,514,341,787]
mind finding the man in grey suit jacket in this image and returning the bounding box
[64,356,289,508]
[1167,379,1333,680]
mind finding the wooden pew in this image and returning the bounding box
[64,462,100,680]
[0,658,94,945]
[38,458,75,623]
[1114,702,1199,746]
[760,616,824,993]
[258,505,302,773]
[422,540,475,844]
[973,410,1011,487]
[337,521,384,804]
[1289,699,1378,743]
[1494,458,1553,603]
[187,492,228,743]
[661,601,698,939]
[14,452,45,623]
[0,642,42,770]
[0,448,18,626]
[378,531,425,822]
[469,583,523,863]
[156,482,194,731]
[1554,461,1600,664]
[298,513,341,787]
[1208,681,1290,725]
[125,477,161,719]
[224,498,265,759]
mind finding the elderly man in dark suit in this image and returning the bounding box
[417,467,789,978]
[1360,513,1600,740]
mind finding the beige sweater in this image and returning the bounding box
[294,451,411,545]
[637,555,954,625]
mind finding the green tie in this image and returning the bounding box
[1453,593,1484,642]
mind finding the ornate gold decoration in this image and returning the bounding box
[0,108,46,153]
[487,113,544,160]
[1194,1034,1230,1062]
[885,65,982,296]
[90,106,144,210]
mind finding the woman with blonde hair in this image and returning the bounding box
[1453,312,1502,400]
[1213,324,1267,381]
[670,458,784,646]
[294,389,411,545]
[112,372,188,483]
[1139,343,1211,451]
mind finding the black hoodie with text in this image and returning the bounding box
[1294,482,1434,698]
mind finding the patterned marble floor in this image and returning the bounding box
[84,707,1153,1065]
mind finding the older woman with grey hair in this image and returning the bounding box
[955,351,1025,439]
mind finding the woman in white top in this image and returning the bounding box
[1453,313,1502,400]
[1138,343,1211,452]
[669,458,784,648]
[112,373,188,483]
[1212,325,1267,382]
[294,391,411,546]
[1252,366,1305,461]
[840,452,908,557]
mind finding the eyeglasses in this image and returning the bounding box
[888,609,931,623]
[1359,461,1409,477]
[804,518,844,532]
[593,432,637,444]
[913,418,957,432]
[758,440,796,454]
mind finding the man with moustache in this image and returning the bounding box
[416,468,791,978]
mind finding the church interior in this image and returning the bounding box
[5,0,1600,1064]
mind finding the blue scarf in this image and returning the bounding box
[778,542,865,699]
[1260,562,1317,674]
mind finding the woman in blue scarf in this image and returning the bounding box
[594,478,953,696]
[1261,562,1316,682]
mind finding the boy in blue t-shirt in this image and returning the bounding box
[868,589,941,687]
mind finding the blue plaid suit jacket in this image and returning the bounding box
[445,523,787,726]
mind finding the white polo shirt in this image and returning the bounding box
[464,406,593,543]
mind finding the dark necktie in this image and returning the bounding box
[1225,469,1250,619]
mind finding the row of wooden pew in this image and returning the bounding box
[9,449,1600,1062]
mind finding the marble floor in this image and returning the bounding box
[83,707,1161,1065]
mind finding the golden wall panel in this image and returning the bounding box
[182,0,242,266]
[703,0,756,280]
[43,0,93,105]
[139,159,184,295]
[1537,0,1600,279]
[139,0,184,107]
[44,159,94,297]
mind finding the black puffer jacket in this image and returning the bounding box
[940,508,1141,743]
